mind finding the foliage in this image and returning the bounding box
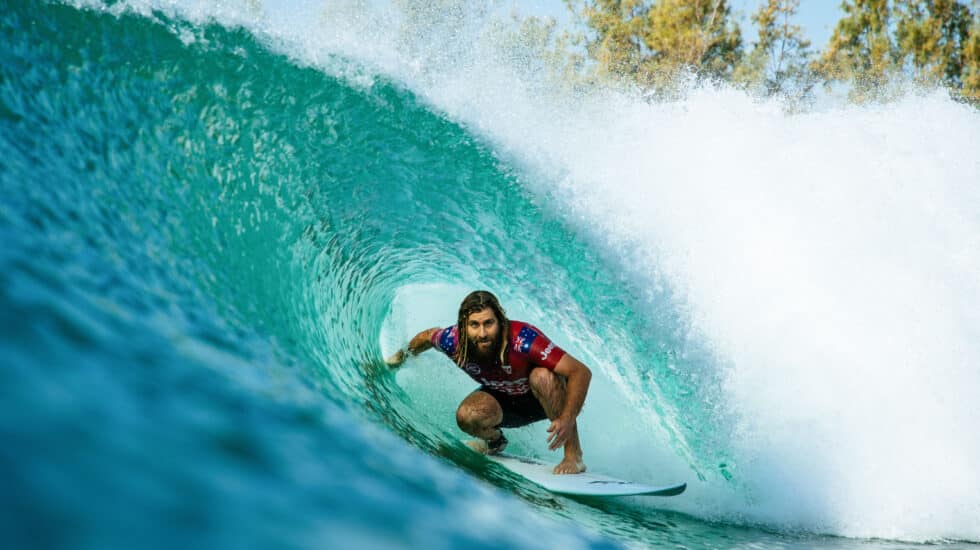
[813,0,897,101]
[568,0,742,92]
[814,0,978,103]
[896,0,972,85]
[557,0,979,106]
[734,0,814,98]
[963,17,980,101]
[642,0,743,84]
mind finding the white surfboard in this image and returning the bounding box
[488,453,686,497]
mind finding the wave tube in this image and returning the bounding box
[58,0,980,543]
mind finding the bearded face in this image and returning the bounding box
[465,307,502,360]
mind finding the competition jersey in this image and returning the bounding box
[429,320,566,396]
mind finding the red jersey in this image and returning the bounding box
[429,320,566,396]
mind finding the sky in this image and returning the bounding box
[730,0,844,49]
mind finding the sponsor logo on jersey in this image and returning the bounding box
[464,362,481,375]
[480,378,530,395]
[540,341,555,361]
[501,363,512,374]
[514,326,538,354]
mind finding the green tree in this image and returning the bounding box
[573,0,651,81]
[569,0,742,90]
[895,0,975,88]
[962,17,980,101]
[815,0,897,98]
[735,0,814,96]
[563,0,979,105]
[642,0,743,84]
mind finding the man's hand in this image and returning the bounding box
[546,416,576,451]
[385,349,406,367]
[386,328,439,368]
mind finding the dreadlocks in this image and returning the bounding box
[454,290,509,369]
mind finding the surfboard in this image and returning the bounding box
[488,453,686,497]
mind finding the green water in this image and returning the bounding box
[2,2,978,549]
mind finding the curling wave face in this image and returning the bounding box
[3,1,980,547]
[0,3,625,548]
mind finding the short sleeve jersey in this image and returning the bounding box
[429,320,566,396]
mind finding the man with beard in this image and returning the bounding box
[386,290,591,474]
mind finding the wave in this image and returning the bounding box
[4,0,980,545]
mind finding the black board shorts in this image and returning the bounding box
[479,387,548,428]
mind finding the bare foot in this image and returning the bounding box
[464,434,508,455]
[552,456,586,475]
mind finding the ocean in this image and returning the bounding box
[2,1,979,548]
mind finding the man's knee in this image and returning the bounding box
[456,405,476,430]
[456,398,500,430]
[529,367,558,393]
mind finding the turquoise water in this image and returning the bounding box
[2,2,979,549]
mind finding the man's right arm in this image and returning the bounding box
[385,327,441,367]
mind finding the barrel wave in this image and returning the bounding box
[2,1,979,549]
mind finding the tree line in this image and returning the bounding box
[547,0,980,105]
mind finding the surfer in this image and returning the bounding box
[386,290,591,474]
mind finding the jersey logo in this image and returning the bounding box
[540,341,555,361]
[514,326,538,354]
[501,364,512,374]
[464,363,481,375]
[480,378,530,395]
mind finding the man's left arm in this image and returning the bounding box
[547,354,592,450]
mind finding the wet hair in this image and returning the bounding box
[455,290,509,368]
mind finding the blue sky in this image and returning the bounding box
[730,0,844,49]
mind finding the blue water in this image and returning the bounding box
[3,2,979,549]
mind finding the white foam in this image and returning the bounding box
[103,0,980,541]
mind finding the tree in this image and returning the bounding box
[815,0,897,98]
[895,0,975,88]
[735,0,814,97]
[642,0,743,84]
[569,0,742,90]
[962,16,980,101]
[563,0,979,106]
[573,0,651,81]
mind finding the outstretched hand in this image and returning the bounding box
[546,416,575,451]
[385,349,406,367]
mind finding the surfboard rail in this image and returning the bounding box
[489,453,686,497]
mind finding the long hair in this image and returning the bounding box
[455,290,509,368]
